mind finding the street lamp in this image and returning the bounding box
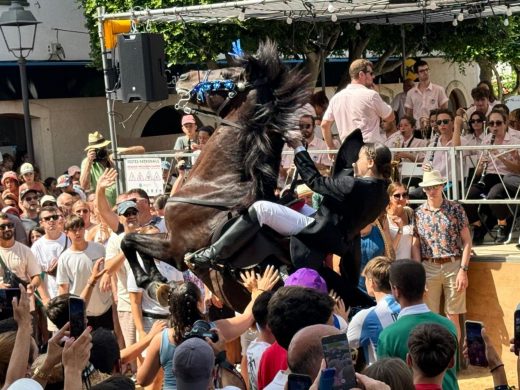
[0,0,40,163]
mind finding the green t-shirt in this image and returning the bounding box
[81,158,116,207]
[377,311,459,390]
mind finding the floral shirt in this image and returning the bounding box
[414,199,469,259]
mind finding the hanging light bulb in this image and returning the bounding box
[327,2,336,13]
[238,8,246,21]
[457,9,464,22]
[331,13,338,22]
[452,16,458,26]
[504,17,510,26]
[429,1,437,11]
[506,5,513,17]
[355,21,361,30]
[286,15,293,24]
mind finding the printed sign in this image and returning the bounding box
[123,158,163,196]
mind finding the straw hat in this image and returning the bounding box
[85,131,111,151]
[418,170,447,187]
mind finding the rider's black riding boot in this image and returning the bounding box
[185,208,260,268]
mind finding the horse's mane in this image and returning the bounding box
[235,40,310,201]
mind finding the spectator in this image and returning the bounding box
[72,199,97,238]
[380,116,402,148]
[57,215,113,330]
[377,259,459,390]
[0,212,42,292]
[257,286,335,389]
[391,79,415,122]
[153,194,169,217]
[362,358,414,390]
[412,170,471,338]
[407,323,457,389]
[18,188,40,237]
[1,171,20,201]
[347,256,400,365]
[28,226,44,247]
[310,90,329,125]
[321,59,394,146]
[466,86,492,117]
[40,195,57,208]
[246,291,275,390]
[405,60,448,123]
[67,165,81,185]
[393,116,427,163]
[31,206,68,307]
[126,188,165,232]
[386,182,414,259]
[43,177,60,198]
[56,192,75,218]
[197,125,214,148]
[477,80,499,107]
[18,163,46,195]
[174,115,199,152]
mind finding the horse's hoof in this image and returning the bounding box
[136,276,152,289]
[145,282,164,303]
[184,248,214,269]
[150,270,167,284]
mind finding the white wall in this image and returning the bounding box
[0,0,90,61]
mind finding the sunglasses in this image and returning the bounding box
[392,192,409,200]
[436,119,451,125]
[469,119,483,124]
[75,209,90,214]
[0,223,14,231]
[24,196,39,202]
[42,215,60,222]
[424,184,442,191]
[488,120,504,127]
[299,124,312,129]
[418,68,430,73]
[123,210,138,217]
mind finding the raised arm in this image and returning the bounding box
[95,168,120,232]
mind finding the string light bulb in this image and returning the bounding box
[286,15,293,24]
[238,8,246,21]
[504,17,510,26]
[452,16,458,26]
[327,2,336,13]
[355,21,361,30]
[457,9,464,22]
[331,13,338,22]
[429,1,437,11]
[506,5,513,16]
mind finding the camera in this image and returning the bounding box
[94,148,108,162]
[184,320,218,342]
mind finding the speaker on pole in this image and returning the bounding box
[114,33,168,103]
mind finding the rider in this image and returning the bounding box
[185,130,392,305]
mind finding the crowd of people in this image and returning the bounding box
[0,57,519,390]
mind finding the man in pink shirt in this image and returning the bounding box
[405,60,449,123]
[321,59,394,149]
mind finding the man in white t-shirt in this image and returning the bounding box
[32,206,68,306]
[347,257,400,365]
[321,59,394,147]
[57,214,113,329]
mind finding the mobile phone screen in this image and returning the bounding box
[69,297,86,339]
[0,289,20,320]
[465,321,488,366]
[287,373,312,390]
[321,334,357,389]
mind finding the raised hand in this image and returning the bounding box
[256,265,280,293]
[97,168,117,190]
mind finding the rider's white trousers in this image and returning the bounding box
[251,200,315,236]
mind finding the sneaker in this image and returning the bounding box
[495,225,509,244]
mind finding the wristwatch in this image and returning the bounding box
[460,265,469,272]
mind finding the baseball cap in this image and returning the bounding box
[1,171,18,186]
[1,192,17,202]
[56,174,71,188]
[284,268,328,294]
[173,338,214,390]
[20,163,34,175]
[117,200,138,215]
[181,115,196,126]
[40,195,57,206]
[2,206,20,217]
[20,188,39,200]
[67,165,81,176]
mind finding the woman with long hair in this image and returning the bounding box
[386,182,414,259]
[136,266,279,390]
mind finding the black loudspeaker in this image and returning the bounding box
[114,33,168,103]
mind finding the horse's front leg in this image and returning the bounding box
[121,235,151,288]
[141,254,167,284]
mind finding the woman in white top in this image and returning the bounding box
[385,182,414,259]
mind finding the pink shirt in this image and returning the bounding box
[323,83,392,143]
[405,82,448,123]
[481,132,520,175]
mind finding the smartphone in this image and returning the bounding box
[465,320,488,367]
[287,373,312,390]
[69,297,86,339]
[321,334,357,389]
[319,368,336,390]
[0,288,21,320]
[514,303,520,356]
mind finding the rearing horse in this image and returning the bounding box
[121,41,309,311]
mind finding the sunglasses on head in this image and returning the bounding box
[392,192,409,200]
[0,223,14,231]
[42,215,60,222]
[469,119,483,124]
[299,124,312,129]
[488,120,504,127]
[436,119,451,125]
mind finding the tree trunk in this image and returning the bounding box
[477,58,493,82]
[491,64,503,101]
[512,63,520,96]
[304,51,322,89]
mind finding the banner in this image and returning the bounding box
[123,158,163,196]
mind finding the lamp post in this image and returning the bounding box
[0,0,40,163]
